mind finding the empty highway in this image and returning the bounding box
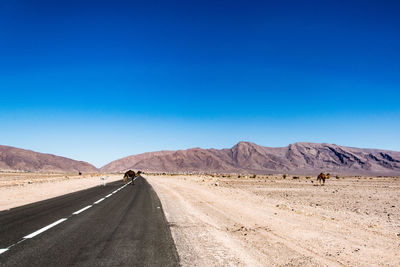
[0,176,179,266]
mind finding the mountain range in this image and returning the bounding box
[0,145,97,173]
[1,142,399,175]
[100,142,400,175]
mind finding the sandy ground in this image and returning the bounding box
[146,174,400,267]
[0,172,122,211]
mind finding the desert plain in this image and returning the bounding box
[1,172,400,266]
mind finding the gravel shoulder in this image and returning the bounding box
[146,174,400,266]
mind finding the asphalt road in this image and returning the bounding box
[0,176,180,266]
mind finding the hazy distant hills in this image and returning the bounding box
[0,145,97,173]
[100,142,400,176]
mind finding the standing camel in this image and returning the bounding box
[317,172,329,185]
[123,170,136,185]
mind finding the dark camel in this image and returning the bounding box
[123,170,136,185]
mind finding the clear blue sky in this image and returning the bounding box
[0,0,399,167]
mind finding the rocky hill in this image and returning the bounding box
[0,145,98,173]
[100,142,400,175]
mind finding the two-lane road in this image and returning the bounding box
[0,176,180,266]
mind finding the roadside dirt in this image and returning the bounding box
[0,172,122,211]
[146,174,400,266]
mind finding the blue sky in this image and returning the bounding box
[0,0,399,167]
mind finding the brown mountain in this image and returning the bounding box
[0,145,98,173]
[100,142,400,175]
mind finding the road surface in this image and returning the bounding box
[0,176,180,266]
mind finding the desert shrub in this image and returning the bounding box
[251,174,257,178]
[292,176,299,179]
[282,174,287,179]
[335,175,340,179]
[305,176,310,179]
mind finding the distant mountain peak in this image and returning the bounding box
[235,141,258,146]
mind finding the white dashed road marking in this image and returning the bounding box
[94,198,105,204]
[24,218,68,239]
[0,177,139,255]
[72,205,92,215]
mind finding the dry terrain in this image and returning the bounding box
[2,171,399,266]
[147,174,400,266]
[0,172,122,211]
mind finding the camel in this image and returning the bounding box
[317,172,329,185]
[123,170,136,185]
